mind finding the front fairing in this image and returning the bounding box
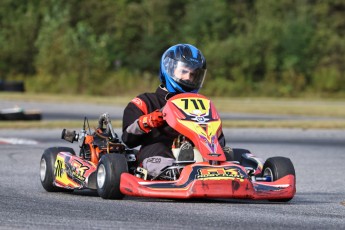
[163,93,225,161]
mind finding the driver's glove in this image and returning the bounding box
[138,110,164,133]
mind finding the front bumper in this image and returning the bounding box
[120,163,295,200]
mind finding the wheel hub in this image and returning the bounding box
[263,167,273,182]
[40,158,47,182]
[97,164,106,188]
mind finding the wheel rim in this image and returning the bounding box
[263,167,273,182]
[40,158,47,182]
[97,164,106,188]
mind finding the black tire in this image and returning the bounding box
[24,112,42,121]
[0,81,25,92]
[0,110,25,120]
[262,157,296,202]
[40,147,75,192]
[96,154,128,199]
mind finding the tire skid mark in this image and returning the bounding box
[0,137,38,145]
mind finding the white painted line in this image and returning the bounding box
[0,137,38,145]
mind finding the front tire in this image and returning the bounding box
[40,147,75,192]
[96,154,128,199]
[262,157,296,202]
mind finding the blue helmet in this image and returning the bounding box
[159,44,207,93]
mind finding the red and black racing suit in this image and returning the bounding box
[121,85,226,164]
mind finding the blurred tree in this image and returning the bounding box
[34,0,109,94]
[0,0,41,78]
[309,0,345,93]
[0,0,343,97]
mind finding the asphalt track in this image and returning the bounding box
[0,128,344,229]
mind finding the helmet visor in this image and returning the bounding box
[164,57,206,91]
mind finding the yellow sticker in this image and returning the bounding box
[172,97,210,115]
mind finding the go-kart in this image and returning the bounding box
[40,93,296,202]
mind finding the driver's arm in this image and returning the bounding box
[122,97,164,148]
[121,102,146,148]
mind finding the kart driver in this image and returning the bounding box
[122,44,231,178]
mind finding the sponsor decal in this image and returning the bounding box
[197,167,245,181]
[146,157,162,163]
[143,166,246,190]
[131,97,148,114]
[55,156,90,185]
[67,159,90,182]
[131,98,143,107]
[55,159,64,178]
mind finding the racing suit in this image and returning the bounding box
[122,85,227,174]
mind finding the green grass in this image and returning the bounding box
[0,92,132,106]
[221,120,345,129]
[2,119,345,130]
[212,97,345,117]
[1,92,345,129]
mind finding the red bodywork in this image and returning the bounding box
[119,93,296,200]
[53,93,295,200]
[120,163,295,200]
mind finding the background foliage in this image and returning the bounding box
[0,0,344,97]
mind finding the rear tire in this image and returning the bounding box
[97,154,128,199]
[40,147,75,192]
[262,157,295,202]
